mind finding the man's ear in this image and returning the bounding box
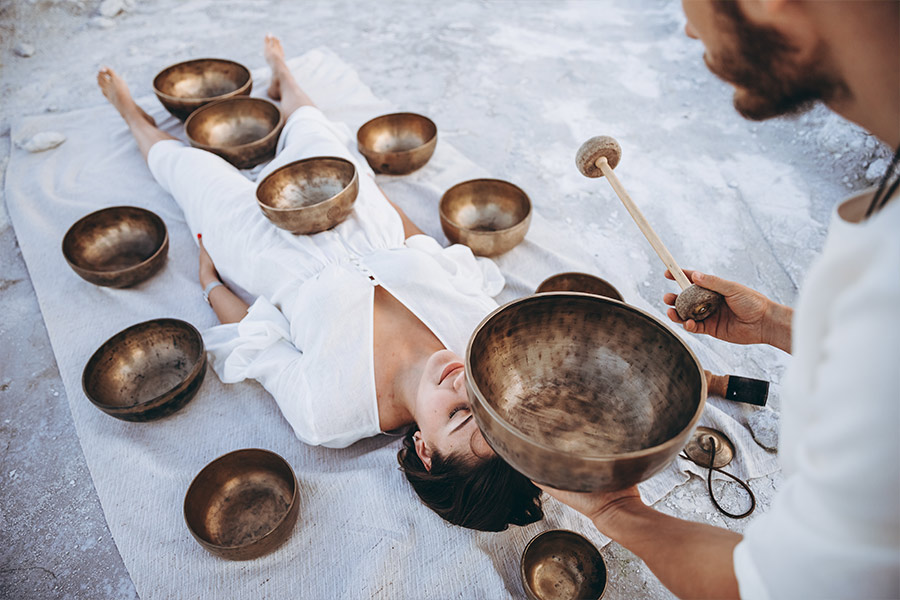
[413,431,432,471]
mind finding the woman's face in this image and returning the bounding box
[412,349,493,470]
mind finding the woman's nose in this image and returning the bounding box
[684,21,699,39]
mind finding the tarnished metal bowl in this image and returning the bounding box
[82,318,206,421]
[466,293,706,492]
[356,112,437,175]
[185,97,284,169]
[153,58,252,121]
[440,178,532,256]
[184,448,299,560]
[256,156,359,234]
[536,272,623,302]
[521,530,607,600]
[62,206,168,288]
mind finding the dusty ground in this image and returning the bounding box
[0,1,888,598]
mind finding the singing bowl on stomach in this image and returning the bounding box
[82,318,206,422]
[153,58,252,121]
[356,112,437,175]
[62,206,168,288]
[184,448,299,560]
[535,272,623,302]
[256,156,359,234]
[185,97,284,169]
[440,178,532,256]
[521,530,607,600]
[466,293,706,492]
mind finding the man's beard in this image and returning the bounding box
[707,2,848,121]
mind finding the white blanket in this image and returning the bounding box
[6,48,778,599]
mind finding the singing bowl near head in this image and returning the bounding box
[256,156,359,234]
[62,206,168,288]
[466,293,706,492]
[356,112,437,175]
[439,178,532,256]
[153,58,252,121]
[535,272,623,302]
[184,97,283,169]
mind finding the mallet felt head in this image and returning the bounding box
[576,136,622,178]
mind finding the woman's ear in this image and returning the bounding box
[413,431,433,471]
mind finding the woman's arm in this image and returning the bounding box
[198,235,249,324]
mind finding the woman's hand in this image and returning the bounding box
[197,234,220,287]
[537,484,642,528]
[663,270,793,353]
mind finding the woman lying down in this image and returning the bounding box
[97,34,543,531]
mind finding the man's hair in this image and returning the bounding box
[397,428,544,532]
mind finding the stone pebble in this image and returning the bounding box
[16,131,67,153]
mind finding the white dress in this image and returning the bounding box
[147,106,504,448]
[733,188,900,599]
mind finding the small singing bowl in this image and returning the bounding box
[82,318,206,422]
[535,273,623,302]
[184,449,300,561]
[521,530,607,600]
[153,58,252,121]
[185,97,284,169]
[356,112,437,175]
[440,178,532,256]
[466,293,706,492]
[256,156,359,234]
[62,206,168,288]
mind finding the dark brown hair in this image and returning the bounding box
[397,428,544,532]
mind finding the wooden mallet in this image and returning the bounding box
[576,136,723,322]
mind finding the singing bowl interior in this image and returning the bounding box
[256,156,359,234]
[184,449,299,560]
[521,530,607,600]
[466,293,705,492]
[185,97,283,169]
[82,319,206,421]
[153,58,252,120]
[535,272,623,302]
[440,179,532,256]
[357,112,437,174]
[62,206,168,288]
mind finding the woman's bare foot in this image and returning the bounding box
[264,34,286,100]
[97,67,156,126]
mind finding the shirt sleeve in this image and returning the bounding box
[404,234,505,297]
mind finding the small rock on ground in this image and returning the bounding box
[16,131,67,153]
[13,43,35,58]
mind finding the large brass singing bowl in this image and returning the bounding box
[185,97,284,169]
[521,530,607,600]
[466,293,706,492]
[536,272,623,302]
[256,156,359,234]
[440,178,532,256]
[82,318,206,422]
[62,206,168,288]
[184,448,300,561]
[356,112,437,175]
[153,58,252,121]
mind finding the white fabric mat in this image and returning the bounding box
[6,48,778,599]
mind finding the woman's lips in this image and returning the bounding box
[439,362,464,384]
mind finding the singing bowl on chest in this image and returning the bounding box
[356,112,437,175]
[466,293,706,492]
[440,178,532,256]
[82,318,206,421]
[153,58,252,121]
[256,156,359,234]
[184,448,299,560]
[62,206,168,288]
[184,97,284,169]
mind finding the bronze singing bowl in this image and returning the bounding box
[153,58,252,121]
[256,156,359,234]
[62,206,168,288]
[185,97,284,169]
[184,448,299,560]
[440,179,532,256]
[82,318,206,422]
[535,272,623,302]
[521,530,607,600]
[356,112,437,175]
[466,293,706,492]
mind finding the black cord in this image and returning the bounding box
[865,145,900,218]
